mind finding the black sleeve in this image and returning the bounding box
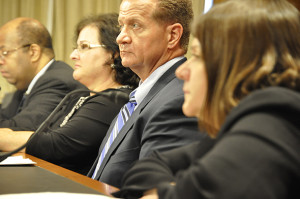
[115,113,300,199]
[0,90,24,120]
[113,139,214,198]
[25,93,121,165]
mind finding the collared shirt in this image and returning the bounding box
[133,56,184,109]
[25,59,54,95]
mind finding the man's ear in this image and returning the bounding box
[28,44,41,62]
[167,23,183,49]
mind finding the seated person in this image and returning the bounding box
[114,0,300,198]
[0,13,139,175]
[88,0,205,188]
[0,17,85,130]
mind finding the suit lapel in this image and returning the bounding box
[90,115,118,178]
[94,58,187,178]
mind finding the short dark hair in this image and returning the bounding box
[152,0,193,53]
[16,19,54,53]
[75,13,139,88]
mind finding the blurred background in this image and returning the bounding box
[0,0,299,102]
[0,0,205,102]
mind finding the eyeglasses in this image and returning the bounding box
[73,42,106,53]
[0,44,31,60]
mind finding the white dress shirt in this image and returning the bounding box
[25,59,54,95]
[133,56,184,109]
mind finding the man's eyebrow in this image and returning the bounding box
[119,17,135,24]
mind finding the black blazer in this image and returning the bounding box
[26,87,133,175]
[88,58,205,188]
[115,87,300,199]
[0,60,86,130]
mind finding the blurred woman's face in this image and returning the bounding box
[70,26,113,89]
[176,38,207,118]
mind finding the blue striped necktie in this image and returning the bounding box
[92,90,137,179]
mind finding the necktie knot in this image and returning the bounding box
[129,90,137,105]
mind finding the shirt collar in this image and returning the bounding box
[25,59,54,95]
[134,56,184,108]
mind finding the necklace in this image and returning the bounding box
[117,85,131,89]
[60,96,89,127]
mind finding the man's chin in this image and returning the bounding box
[121,60,133,68]
[6,79,15,85]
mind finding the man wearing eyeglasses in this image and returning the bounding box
[0,17,86,131]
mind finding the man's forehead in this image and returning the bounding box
[121,0,157,6]
[0,32,18,47]
[119,0,156,18]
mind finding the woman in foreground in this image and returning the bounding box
[114,0,300,198]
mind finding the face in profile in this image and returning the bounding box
[176,38,207,118]
[0,33,33,90]
[116,0,170,78]
[70,26,113,89]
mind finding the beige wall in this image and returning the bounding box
[0,0,204,101]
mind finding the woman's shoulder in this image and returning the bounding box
[219,87,300,138]
[89,87,133,104]
[218,87,300,152]
[226,87,300,125]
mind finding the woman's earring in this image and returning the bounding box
[111,64,116,69]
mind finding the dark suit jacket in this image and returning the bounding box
[0,60,86,131]
[114,87,300,199]
[88,58,205,188]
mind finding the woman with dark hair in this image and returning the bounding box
[113,0,300,198]
[73,13,138,88]
[0,13,139,175]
